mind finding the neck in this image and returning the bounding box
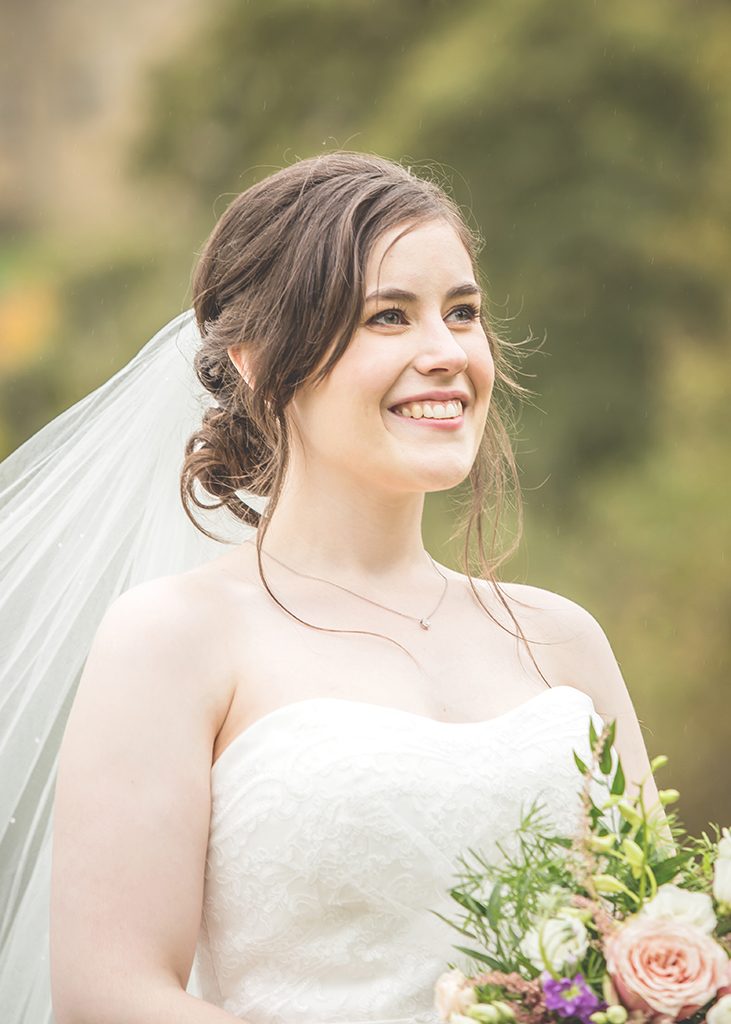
[252,462,431,582]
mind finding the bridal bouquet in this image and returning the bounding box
[432,717,731,1024]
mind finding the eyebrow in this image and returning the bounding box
[364,282,482,303]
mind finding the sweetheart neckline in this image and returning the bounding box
[210,683,596,779]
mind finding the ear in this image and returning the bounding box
[227,345,256,390]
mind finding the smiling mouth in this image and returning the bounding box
[389,398,465,420]
[384,407,464,428]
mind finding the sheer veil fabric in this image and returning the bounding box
[0,309,256,1022]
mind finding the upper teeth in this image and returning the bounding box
[392,399,463,419]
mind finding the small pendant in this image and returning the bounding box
[419,618,431,630]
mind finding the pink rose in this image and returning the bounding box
[433,968,477,1021]
[605,915,729,1020]
[717,956,731,998]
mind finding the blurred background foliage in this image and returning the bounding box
[1,0,728,830]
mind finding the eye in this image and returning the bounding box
[367,303,481,327]
[367,305,409,327]
[447,303,481,323]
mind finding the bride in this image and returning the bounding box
[2,152,666,1024]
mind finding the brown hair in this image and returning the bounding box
[181,150,550,677]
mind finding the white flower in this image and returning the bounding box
[639,882,717,934]
[433,968,477,1022]
[536,884,571,916]
[713,828,731,907]
[519,912,589,972]
[717,827,731,858]
[708,994,731,1024]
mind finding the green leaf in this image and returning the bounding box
[428,909,476,938]
[449,889,489,917]
[652,851,694,884]
[716,915,731,937]
[600,721,616,774]
[464,846,490,872]
[588,794,604,815]
[588,795,604,828]
[486,882,503,929]
[453,945,503,970]
[610,758,626,796]
[573,750,589,775]
[589,718,598,751]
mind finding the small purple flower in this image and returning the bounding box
[541,971,603,1024]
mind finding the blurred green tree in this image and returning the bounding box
[132,0,729,512]
[1,0,728,828]
[128,0,730,829]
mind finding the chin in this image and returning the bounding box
[398,460,472,494]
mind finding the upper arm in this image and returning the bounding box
[503,583,668,816]
[515,584,671,819]
[50,575,232,1022]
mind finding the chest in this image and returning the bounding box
[213,576,564,763]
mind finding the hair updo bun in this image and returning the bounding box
[181,330,279,530]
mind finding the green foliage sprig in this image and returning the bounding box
[431,713,731,995]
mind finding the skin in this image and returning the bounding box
[49,217,672,1024]
[234,215,496,580]
[223,215,671,825]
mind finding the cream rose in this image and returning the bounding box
[639,882,717,934]
[714,828,731,908]
[433,968,478,1021]
[535,883,572,916]
[604,915,728,1019]
[519,912,589,972]
[708,994,731,1024]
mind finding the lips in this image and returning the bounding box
[387,406,465,431]
[387,389,470,411]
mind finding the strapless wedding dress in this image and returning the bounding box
[187,684,607,1024]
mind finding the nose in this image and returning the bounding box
[413,316,469,376]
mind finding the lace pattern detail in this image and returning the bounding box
[189,686,607,1024]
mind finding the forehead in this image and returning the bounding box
[366,219,473,285]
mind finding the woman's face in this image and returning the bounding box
[291,217,495,495]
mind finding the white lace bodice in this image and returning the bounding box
[188,685,606,1024]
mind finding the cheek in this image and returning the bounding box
[325,363,395,428]
[468,342,496,402]
[295,382,383,450]
[486,358,496,397]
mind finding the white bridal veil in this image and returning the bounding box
[0,308,257,1022]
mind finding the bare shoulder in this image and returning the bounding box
[500,579,612,658]
[495,579,641,717]
[78,567,238,748]
[474,578,622,705]
[493,579,590,616]
[474,577,605,646]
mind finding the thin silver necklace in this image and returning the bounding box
[248,540,449,630]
